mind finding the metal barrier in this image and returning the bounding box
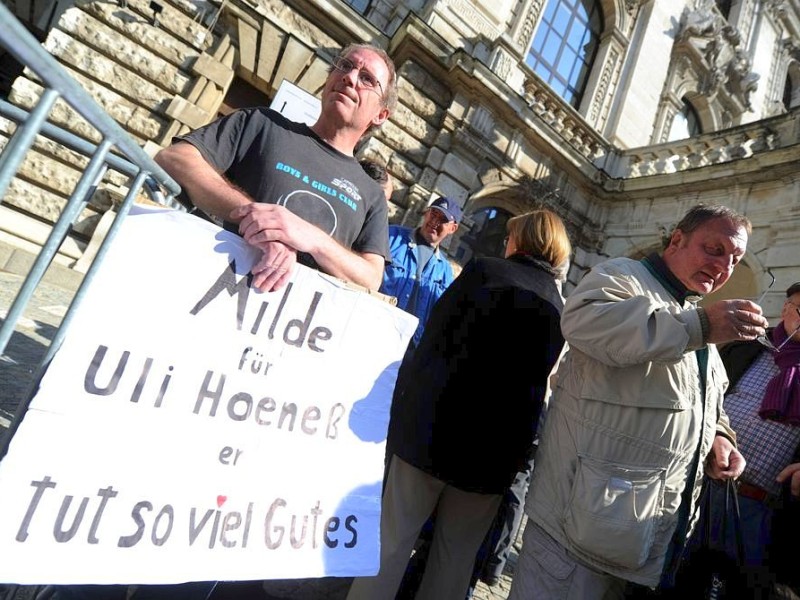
[0,0,182,463]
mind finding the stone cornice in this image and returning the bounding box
[271,0,387,49]
[387,11,454,79]
[387,11,800,201]
[609,108,800,183]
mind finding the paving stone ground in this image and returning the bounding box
[0,271,74,428]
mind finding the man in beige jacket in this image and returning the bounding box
[510,204,769,599]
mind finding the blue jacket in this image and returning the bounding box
[380,225,455,346]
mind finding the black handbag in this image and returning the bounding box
[667,478,748,600]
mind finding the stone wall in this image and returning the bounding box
[0,0,798,302]
[0,0,218,253]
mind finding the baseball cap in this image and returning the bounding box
[427,197,462,223]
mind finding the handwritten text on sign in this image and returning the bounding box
[0,209,417,584]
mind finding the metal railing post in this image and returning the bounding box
[0,88,60,202]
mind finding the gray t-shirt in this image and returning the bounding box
[176,108,389,270]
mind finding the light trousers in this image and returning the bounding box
[508,521,628,600]
[347,455,501,600]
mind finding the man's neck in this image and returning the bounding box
[643,252,697,303]
[310,122,359,156]
[414,228,437,249]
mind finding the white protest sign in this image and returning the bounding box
[0,209,417,584]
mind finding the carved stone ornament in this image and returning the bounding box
[625,0,642,14]
[764,0,788,19]
[674,0,759,111]
[590,47,618,123]
[701,66,725,97]
[516,0,544,47]
[785,40,800,62]
[678,0,723,43]
[491,47,514,80]
[726,48,760,109]
[442,0,498,40]
[468,105,496,139]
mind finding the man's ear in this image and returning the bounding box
[450,223,459,235]
[371,106,390,127]
[665,228,684,253]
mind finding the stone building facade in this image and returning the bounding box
[1,0,799,318]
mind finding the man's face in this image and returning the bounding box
[419,208,458,246]
[320,48,390,134]
[662,217,748,295]
[781,293,800,341]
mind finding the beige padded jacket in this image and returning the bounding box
[526,257,735,588]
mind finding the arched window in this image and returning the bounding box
[783,63,800,111]
[667,99,701,141]
[456,207,514,261]
[525,0,602,108]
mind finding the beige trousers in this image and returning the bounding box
[508,521,629,600]
[346,455,501,600]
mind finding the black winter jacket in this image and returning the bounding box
[385,254,565,494]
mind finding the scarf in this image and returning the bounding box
[758,325,800,424]
[508,252,558,277]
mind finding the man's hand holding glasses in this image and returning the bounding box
[703,299,769,345]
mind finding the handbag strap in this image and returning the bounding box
[701,478,714,547]
[700,478,746,566]
[727,478,746,566]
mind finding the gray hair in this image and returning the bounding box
[663,204,752,248]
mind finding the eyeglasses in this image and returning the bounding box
[754,269,775,305]
[331,56,384,97]
[752,270,775,350]
[757,307,800,353]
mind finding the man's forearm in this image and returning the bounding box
[234,203,385,291]
[309,237,384,290]
[154,143,252,222]
[715,408,737,446]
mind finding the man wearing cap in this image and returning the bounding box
[693,281,800,597]
[380,196,461,350]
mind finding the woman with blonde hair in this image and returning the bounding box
[348,208,571,600]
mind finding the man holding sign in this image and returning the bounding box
[155,43,397,292]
